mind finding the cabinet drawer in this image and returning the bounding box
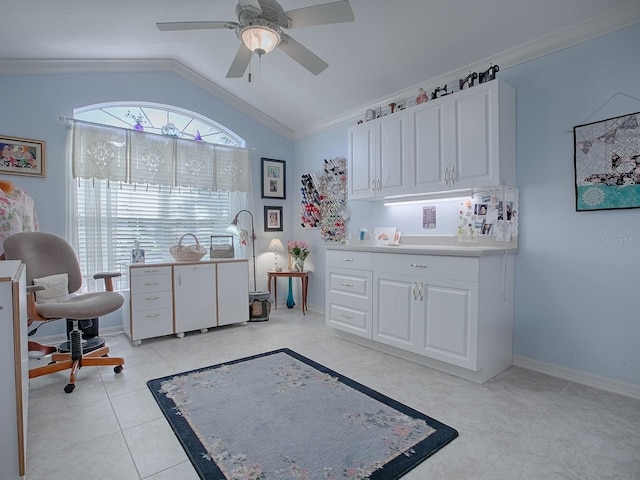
[130,308,173,340]
[131,292,173,313]
[328,268,371,300]
[373,253,479,282]
[130,266,171,277]
[327,301,370,337]
[131,273,172,294]
[326,250,372,270]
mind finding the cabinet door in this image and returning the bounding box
[217,261,249,326]
[416,279,478,370]
[410,100,449,192]
[348,122,376,199]
[174,263,217,333]
[377,114,409,196]
[373,272,419,350]
[451,86,496,188]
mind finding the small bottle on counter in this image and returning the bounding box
[359,223,368,241]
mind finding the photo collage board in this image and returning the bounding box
[457,187,519,243]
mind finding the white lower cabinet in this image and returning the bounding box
[174,263,217,335]
[328,249,514,383]
[125,260,249,344]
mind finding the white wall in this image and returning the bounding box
[293,23,640,387]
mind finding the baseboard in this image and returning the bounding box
[513,355,640,400]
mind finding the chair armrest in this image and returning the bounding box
[27,284,46,294]
[93,272,122,280]
[93,272,122,292]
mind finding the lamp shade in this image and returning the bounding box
[241,25,280,54]
[269,238,284,253]
[225,221,242,238]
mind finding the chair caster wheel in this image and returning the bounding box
[114,365,123,374]
[64,383,75,394]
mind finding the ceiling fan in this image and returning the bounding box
[157,0,354,79]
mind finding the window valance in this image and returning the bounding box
[71,120,250,193]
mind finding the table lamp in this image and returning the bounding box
[269,238,284,272]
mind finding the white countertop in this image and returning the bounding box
[324,235,518,257]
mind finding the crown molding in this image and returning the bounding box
[0,58,295,140]
[293,3,640,141]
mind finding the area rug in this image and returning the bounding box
[147,348,458,479]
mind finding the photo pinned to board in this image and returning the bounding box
[458,188,519,243]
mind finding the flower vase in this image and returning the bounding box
[293,256,305,272]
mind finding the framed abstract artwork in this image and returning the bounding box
[261,158,286,199]
[574,111,640,211]
[0,135,46,177]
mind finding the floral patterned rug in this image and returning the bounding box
[147,348,458,479]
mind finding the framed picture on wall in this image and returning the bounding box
[264,206,283,232]
[261,158,286,199]
[0,135,46,177]
[574,111,640,211]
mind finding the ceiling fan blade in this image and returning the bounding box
[226,44,254,78]
[238,0,262,15]
[280,0,354,29]
[157,21,237,31]
[277,34,328,75]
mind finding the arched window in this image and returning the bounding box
[71,103,251,291]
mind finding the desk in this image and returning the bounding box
[267,271,309,315]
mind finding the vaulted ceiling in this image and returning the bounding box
[1,0,639,139]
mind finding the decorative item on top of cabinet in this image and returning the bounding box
[431,84,450,99]
[416,88,428,105]
[459,71,478,90]
[478,64,499,83]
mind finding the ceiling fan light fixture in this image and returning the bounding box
[241,25,280,55]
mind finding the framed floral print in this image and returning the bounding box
[261,158,286,199]
[0,135,45,177]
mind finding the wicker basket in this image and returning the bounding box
[170,233,207,261]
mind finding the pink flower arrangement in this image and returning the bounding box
[287,240,310,260]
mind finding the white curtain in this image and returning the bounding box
[71,120,251,192]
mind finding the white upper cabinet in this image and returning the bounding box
[348,110,410,199]
[349,80,516,200]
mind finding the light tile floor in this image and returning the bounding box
[26,309,640,479]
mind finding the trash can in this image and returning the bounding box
[249,291,271,322]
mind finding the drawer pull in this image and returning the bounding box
[340,314,354,319]
[145,296,160,301]
[143,269,159,273]
[409,264,428,269]
[144,281,160,286]
[340,282,354,287]
[145,313,161,318]
[340,258,354,262]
